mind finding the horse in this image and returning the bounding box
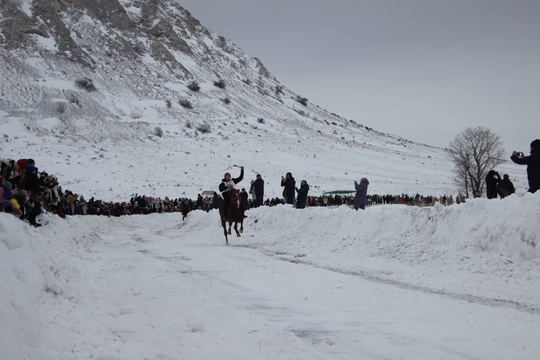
[218,188,244,245]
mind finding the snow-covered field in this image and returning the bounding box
[1,1,538,358]
[2,192,539,359]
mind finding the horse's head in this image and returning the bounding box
[229,188,240,201]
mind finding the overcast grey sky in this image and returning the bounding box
[178,0,539,154]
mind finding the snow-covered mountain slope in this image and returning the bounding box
[0,0,526,199]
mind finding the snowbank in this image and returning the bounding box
[186,193,540,308]
[0,213,104,359]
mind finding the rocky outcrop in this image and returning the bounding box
[150,42,190,78]
[0,0,296,141]
[0,0,49,48]
[148,19,192,55]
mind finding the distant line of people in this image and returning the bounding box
[221,167,470,210]
[2,139,538,226]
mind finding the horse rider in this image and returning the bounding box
[219,166,247,218]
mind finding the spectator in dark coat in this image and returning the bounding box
[295,180,309,209]
[485,170,501,199]
[212,192,221,209]
[511,139,540,193]
[240,188,249,213]
[354,177,369,210]
[0,182,5,212]
[251,174,264,207]
[23,159,40,202]
[497,174,515,198]
[1,160,13,179]
[281,172,296,205]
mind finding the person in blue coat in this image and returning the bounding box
[354,177,369,210]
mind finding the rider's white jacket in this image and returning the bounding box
[222,179,236,190]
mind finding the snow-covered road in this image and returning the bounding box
[3,196,540,359]
[35,209,539,359]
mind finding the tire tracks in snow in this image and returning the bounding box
[233,244,540,315]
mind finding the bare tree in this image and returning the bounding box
[448,127,505,198]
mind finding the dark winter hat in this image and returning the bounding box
[530,139,540,149]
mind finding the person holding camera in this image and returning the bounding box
[511,139,540,193]
[354,177,370,210]
[485,170,501,199]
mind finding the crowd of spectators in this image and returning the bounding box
[2,158,90,226]
[306,193,466,207]
[1,158,466,227]
[0,158,214,225]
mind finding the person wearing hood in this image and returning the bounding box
[485,170,501,199]
[354,177,370,210]
[240,188,249,213]
[251,174,264,208]
[511,139,540,193]
[497,174,515,198]
[295,180,310,209]
[22,159,40,203]
[219,166,245,217]
[281,172,296,205]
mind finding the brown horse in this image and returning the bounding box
[218,188,244,245]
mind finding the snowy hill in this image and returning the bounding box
[0,0,527,198]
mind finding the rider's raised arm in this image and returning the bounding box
[233,167,244,184]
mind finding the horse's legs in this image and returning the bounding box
[239,220,243,234]
[227,221,232,235]
[221,218,229,245]
[234,222,241,237]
